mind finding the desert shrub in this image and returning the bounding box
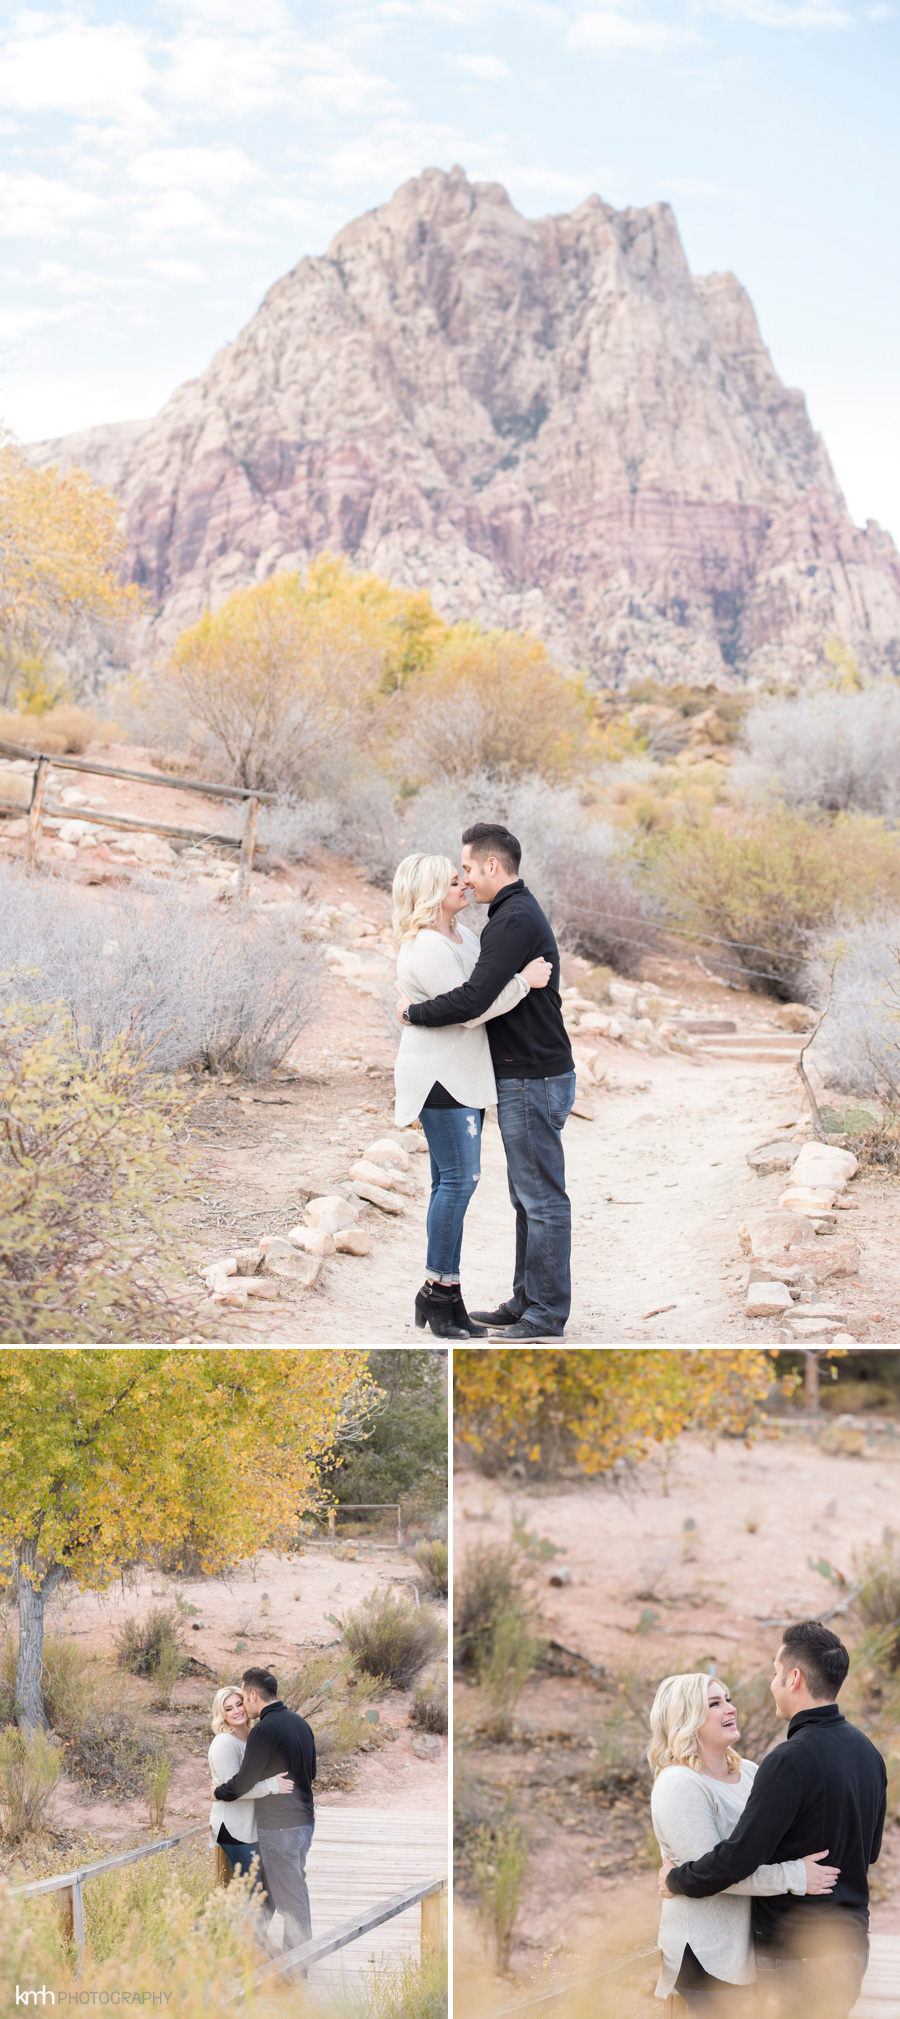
[806,915,900,1100]
[398,773,656,973]
[0,1003,201,1344]
[342,1591,445,1690]
[0,862,321,1079]
[657,809,900,995]
[415,1540,448,1599]
[454,1547,536,1673]
[345,1952,448,2019]
[116,1608,185,1680]
[0,1727,60,1841]
[471,1820,529,1974]
[65,1700,169,1799]
[0,1632,97,1737]
[736,685,900,817]
[409,1671,448,1735]
[279,1650,383,1783]
[0,705,119,754]
[143,1750,172,1828]
[476,1611,544,1741]
[855,1539,900,1669]
[396,630,591,782]
[260,773,404,886]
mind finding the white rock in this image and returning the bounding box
[305,1195,359,1232]
[203,1255,238,1290]
[349,1157,396,1189]
[778,1187,836,1214]
[364,1138,410,1171]
[333,1228,374,1256]
[263,1248,322,1286]
[396,1130,429,1154]
[745,1281,793,1318]
[739,1210,817,1258]
[351,1181,404,1214]
[747,1140,799,1176]
[791,1142,858,1188]
[577,1011,612,1036]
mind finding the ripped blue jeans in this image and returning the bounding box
[419,1104,483,1278]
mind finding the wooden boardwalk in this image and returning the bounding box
[854,1934,900,2018]
[265,1806,447,1989]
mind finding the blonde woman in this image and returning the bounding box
[392,852,551,1337]
[649,1673,836,2013]
[208,1686,293,1887]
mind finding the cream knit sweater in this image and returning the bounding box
[393,924,528,1128]
[651,1760,807,1994]
[208,1730,282,1848]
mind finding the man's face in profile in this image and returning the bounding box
[461,847,494,903]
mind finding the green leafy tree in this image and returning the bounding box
[329,1349,447,1517]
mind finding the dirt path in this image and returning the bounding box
[188,1023,900,1346]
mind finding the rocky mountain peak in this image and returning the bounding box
[27,165,900,687]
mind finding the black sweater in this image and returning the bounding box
[214,1700,316,1826]
[666,1705,887,1956]
[406,880,574,1080]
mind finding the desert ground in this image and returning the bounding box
[40,1542,448,1844]
[455,1421,900,1994]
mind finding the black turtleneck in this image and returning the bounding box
[665,1704,887,1955]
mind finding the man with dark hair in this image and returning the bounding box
[213,1667,316,1969]
[659,1621,887,2018]
[399,822,575,1340]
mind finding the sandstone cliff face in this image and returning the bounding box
[29,166,900,686]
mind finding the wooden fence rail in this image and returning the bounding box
[13,1830,446,1989]
[242,1875,446,1992]
[0,737,276,890]
[12,1823,208,1953]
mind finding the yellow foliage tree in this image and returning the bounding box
[169,558,447,790]
[453,1349,780,1474]
[397,627,593,780]
[0,1348,375,1730]
[0,432,140,707]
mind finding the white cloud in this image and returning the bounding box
[866,2,893,15]
[697,0,851,22]
[0,15,155,121]
[0,170,102,238]
[456,52,511,75]
[128,146,260,193]
[568,10,702,51]
[162,28,391,119]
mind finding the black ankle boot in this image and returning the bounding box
[414,1281,471,1339]
[450,1288,487,1338]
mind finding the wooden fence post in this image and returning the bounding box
[25,755,48,870]
[215,1845,232,1887]
[59,1878,85,1956]
[238,794,259,895]
[420,1886,442,1958]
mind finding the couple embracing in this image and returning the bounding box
[650,1620,887,2018]
[208,1666,316,1970]
[392,821,576,1342]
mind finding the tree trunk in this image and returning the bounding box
[15,1552,67,1734]
[804,1352,821,1413]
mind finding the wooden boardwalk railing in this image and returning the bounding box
[0,736,276,888]
[13,1825,446,1989]
[12,1822,208,1951]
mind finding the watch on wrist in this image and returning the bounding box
[402,1007,412,1024]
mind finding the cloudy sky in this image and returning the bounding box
[1,1,898,536]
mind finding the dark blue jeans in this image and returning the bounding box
[218,1836,266,1893]
[496,1072,575,1333]
[419,1104,483,1277]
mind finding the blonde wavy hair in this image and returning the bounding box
[210,1685,250,1737]
[648,1672,741,1780]
[392,853,456,951]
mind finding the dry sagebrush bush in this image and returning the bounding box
[736,685,900,817]
[396,630,592,782]
[409,1671,448,1735]
[342,1591,445,1691]
[0,1003,199,1343]
[0,863,321,1078]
